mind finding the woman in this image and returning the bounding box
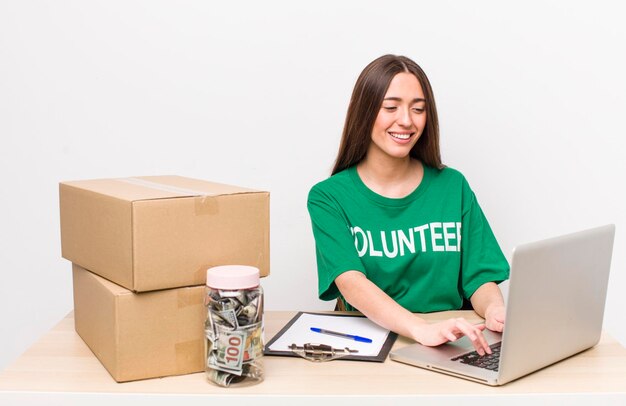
[307,55,509,355]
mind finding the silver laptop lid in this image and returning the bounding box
[498,224,615,384]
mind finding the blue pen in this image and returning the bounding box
[310,327,373,343]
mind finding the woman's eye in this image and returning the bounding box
[383,106,397,111]
[413,108,425,113]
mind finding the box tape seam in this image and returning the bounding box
[119,177,220,216]
[175,339,204,371]
[178,287,205,308]
[118,177,218,197]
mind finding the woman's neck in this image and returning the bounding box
[357,156,424,198]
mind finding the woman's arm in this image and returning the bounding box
[469,282,506,332]
[336,271,493,355]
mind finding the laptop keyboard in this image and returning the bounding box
[450,342,501,371]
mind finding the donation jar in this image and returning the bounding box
[204,265,264,387]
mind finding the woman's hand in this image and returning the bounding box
[470,282,506,333]
[412,318,492,356]
[484,303,506,332]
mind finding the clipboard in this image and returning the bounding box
[264,312,398,362]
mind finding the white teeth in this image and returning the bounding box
[390,132,412,140]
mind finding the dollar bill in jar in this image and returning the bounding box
[205,265,264,387]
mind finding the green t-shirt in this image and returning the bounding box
[307,165,509,313]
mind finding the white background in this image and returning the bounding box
[1,0,625,371]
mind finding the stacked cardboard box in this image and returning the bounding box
[60,175,270,382]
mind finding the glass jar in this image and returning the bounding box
[204,265,264,387]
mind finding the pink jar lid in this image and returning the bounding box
[206,265,260,290]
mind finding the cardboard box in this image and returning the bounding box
[72,263,207,382]
[60,175,269,292]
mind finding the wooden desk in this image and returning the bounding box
[1,311,625,405]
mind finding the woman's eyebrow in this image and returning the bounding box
[383,96,426,102]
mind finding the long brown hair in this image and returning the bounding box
[331,55,443,175]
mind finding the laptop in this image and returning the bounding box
[389,224,615,386]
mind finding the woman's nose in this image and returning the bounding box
[397,107,412,127]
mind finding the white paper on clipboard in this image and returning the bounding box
[267,313,392,356]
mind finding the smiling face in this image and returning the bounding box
[367,72,427,162]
